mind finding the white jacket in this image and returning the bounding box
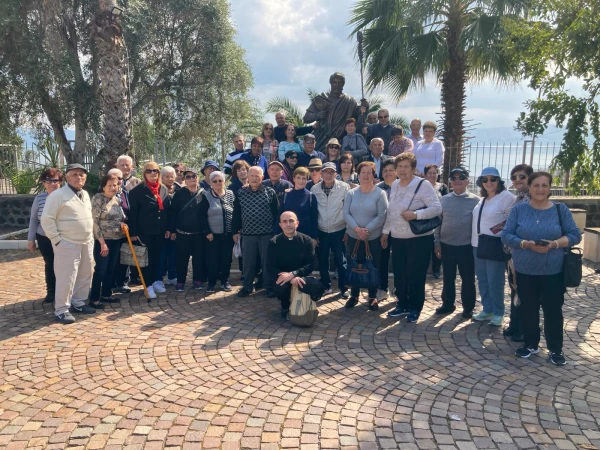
[311,180,350,233]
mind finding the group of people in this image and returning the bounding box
[27,112,581,367]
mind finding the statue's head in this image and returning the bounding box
[329,72,345,97]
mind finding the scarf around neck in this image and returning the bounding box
[146,180,164,210]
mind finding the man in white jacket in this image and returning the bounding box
[311,162,350,297]
[41,164,97,324]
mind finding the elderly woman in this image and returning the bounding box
[229,159,250,197]
[337,152,359,187]
[170,168,207,292]
[413,121,444,175]
[502,172,581,365]
[128,161,171,299]
[155,166,180,288]
[471,167,516,326]
[27,168,63,303]
[324,138,342,171]
[199,171,235,293]
[281,150,298,183]
[388,126,414,157]
[278,167,318,242]
[343,161,389,311]
[504,163,534,342]
[424,164,448,279]
[277,124,302,161]
[90,174,125,308]
[341,118,369,164]
[261,122,278,161]
[383,153,442,323]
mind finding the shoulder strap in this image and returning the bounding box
[180,188,204,215]
[556,202,563,232]
[477,198,487,235]
[407,179,425,211]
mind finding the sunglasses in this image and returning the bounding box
[44,178,61,184]
[305,140,315,144]
[480,177,498,183]
[328,145,340,149]
[450,175,467,181]
[378,115,389,119]
[511,174,527,181]
[211,179,224,183]
[185,174,197,179]
[309,168,321,172]
[175,169,184,174]
[287,155,298,159]
[145,169,160,174]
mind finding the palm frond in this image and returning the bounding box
[264,96,304,126]
[389,115,410,129]
[306,88,319,102]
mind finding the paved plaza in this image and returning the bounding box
[1,249,600,450]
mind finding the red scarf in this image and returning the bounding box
[146,181,164,210]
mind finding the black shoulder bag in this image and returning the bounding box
[556,203,583,288]
[406,179,442,235]
[476,198,509,261]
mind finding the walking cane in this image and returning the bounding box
[121,224,150,301]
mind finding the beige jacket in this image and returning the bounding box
[310,180,350,233]
[41,185,94,245]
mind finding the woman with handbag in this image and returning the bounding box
[90,174,125,308]
[198,171,235,293]
[424,163,448,279]
[471,167,516,326]
[383,153,442,323]
[169,168,207,292]
[343,161,388,311]
[128,161,171,299]
[502,172,581,365]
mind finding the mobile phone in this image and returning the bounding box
[534,240,549,246]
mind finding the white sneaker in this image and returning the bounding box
[152,281,166,293]
[165,278,177,286]
[146,286,157,299]
[324,288,333,295]
[376,289,388,301]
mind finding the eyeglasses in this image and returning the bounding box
[378,115,389,119]
[511,174,527,181]
[44,178,61,184]
[175,169,184,174]
[450,175,467,181]
[185,174,197,179]
[328,145,340,149]
[309,168,321,172]
[145,169,160,174]
[287,155,298,159]
[211,179,224,183]
[264,127,273,130]
[480,177,498,183]
[305,140,315,144]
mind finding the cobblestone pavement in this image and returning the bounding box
[1,249,600,450]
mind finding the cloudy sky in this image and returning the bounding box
[229,0,547,132]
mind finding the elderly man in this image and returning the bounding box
[267,211,317,318]
[408,119,424,147]
[366,109,394,154]
[173,162,187,186]
[263,161,293,204]
[41,164,96,324]
[360,138,391,180]
[311,162,350,297]
[273,111,315,144]
[232,166,279,298]
[240,137,270,177]
[434,167,480,318]
[297,134,325,168]
[224,134,248,175]
[117,155,141,192]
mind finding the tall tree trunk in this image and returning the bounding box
[439,6,467,183]
[90,0,131,174]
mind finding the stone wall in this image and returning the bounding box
[0,195,35,228]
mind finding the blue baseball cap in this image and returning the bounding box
[479,167,500,178]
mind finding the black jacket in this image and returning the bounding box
[128,183,171,236]
[169,187,205,234]
[266,232,315,287]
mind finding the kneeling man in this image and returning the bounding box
[267,211,316,318]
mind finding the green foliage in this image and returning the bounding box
[506,0,600,193]
[9,168,38,195]
[265,97,306,127]
[83,173,100,197]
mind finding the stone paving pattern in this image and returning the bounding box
[1,249,600,450]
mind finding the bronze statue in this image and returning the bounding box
[303,72,367,153]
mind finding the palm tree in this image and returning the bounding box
[349,0,527,178]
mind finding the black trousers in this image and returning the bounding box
[138,234,164,286]
[516,271,565,353]
[175,233,205,284]
[507,267,522,333]
[206,234,234,285]
[36,233,56,296]
[440,243,476,313]
[391,234,433,313]
[274,282,293,311]
[379,243,391,291]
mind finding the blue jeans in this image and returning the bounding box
[90,239,122,301]
[473,247,506,316]
[157,238,177,280]
[318,229,346,292]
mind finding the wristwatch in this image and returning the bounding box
[292,271,298,277]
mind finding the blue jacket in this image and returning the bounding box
[239,151,270,179]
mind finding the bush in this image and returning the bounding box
[10,168,39,194]
[83,173,100,196]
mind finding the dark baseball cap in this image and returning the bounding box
[65,163,88,174]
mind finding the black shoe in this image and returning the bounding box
[340,290,350,299]
[265,290,276,298]
[462,310,473,319]
[100,296,120,303]
[43,294,55,304]
[515,345,539,359]
[129,278,141,286]
[345,297,359,308]
[435,305,456,315]
[433,272,441,279]
[237,288,252,298]
[70,304,97,314]
[503,327,517,337]
[206,285,215,293]
[549,352,567,366]
[114,285,131,293]
[368,298,379,311]
[388,306,409,318]
[281,309,289,319]
[222,282,232,292]
[88,301,105,310]
[406,311,420,323]
[55,312,75,324]
[511,334,524,343]
[254,279,263,290]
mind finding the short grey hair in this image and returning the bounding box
[378,109,389,116]
[107,168,123,177]
[209,170,224,182]
[116,155,133,165]
[248,166,264,176]
[161,166,176,176]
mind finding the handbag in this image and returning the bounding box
[120,238,148,267]
[346,239,379,289]
[476,198,509,261]
[556,203,583,287]
[289,285,319,327]
[233,239,242,258]
[406,179,442,235]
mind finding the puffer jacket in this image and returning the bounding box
[310,179,350,233]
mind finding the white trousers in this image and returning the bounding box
[53,240,93,315]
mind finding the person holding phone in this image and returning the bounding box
[502,172,581,366]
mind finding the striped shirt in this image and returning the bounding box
[27,192,48,240]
